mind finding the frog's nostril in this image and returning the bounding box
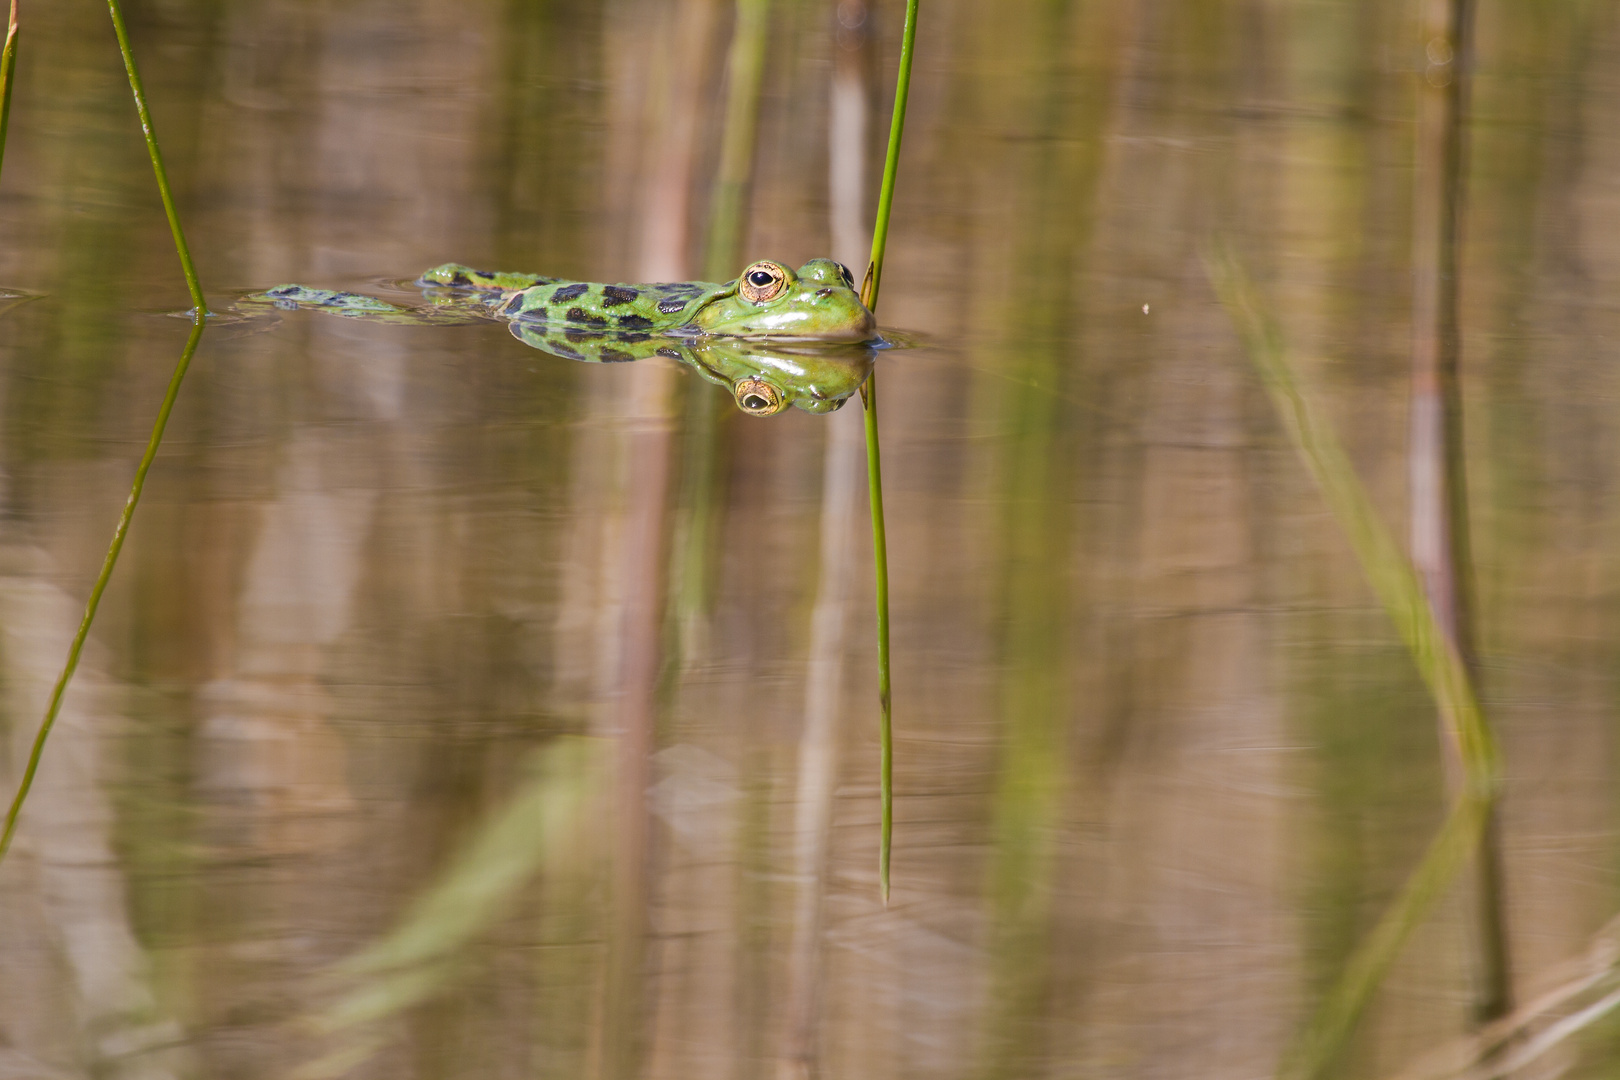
[815,288,834,298]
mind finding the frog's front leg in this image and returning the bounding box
[419,263,557,291]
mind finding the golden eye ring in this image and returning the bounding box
[738,261,789,304]
[735,378,786,416]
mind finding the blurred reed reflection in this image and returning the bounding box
[3,2,1620,1080]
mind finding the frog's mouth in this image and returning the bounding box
[704,292,878,342]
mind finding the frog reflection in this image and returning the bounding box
[508,319,876,415]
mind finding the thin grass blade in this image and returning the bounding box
[334,738,602,985]
[0,320,206,867]
[292,738,603,1080]
[1206,245,1501,1080]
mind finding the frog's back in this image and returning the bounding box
[499,278,726,333]
[421,261,727,333]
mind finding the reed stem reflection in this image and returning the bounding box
[0,320,205,866]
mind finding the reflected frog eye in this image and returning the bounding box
[739,262,789,304]
[734,378,786,416]
[835,262,854,288]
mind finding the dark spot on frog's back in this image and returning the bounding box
[565,307,608,328]
[549,341,585,360]
[618,332,651,343]
[565,328,605,342]
[657,297,688,315]
[617,313,654,330]
[450,270,473,286]
[503,294,531,316]
[551,283,589,303]
[602,286,640,307]
[600,348,636,363]
[266,285,298,298]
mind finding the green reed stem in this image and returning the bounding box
[0,0,18,184]
[860,0,918,905]
[863,0,918,313]
[107,0,207,319]
[0,320,205,868]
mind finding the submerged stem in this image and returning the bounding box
[860,0,918,905]
[106,0,208,319]
[0,320,206,867]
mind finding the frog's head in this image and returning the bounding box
[691,259,876,341]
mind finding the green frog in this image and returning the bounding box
[250,258,879,415]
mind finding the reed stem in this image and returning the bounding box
[862,0,918,314]
[0,0,17,185]
[860,0,918,905]
[0,320,206,867]
[106,0,208,319]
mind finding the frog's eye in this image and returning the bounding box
[835,262,854,288]
[739,262,789,304]
[735,378,786,416]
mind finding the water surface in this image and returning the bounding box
[1,2,1619,1079]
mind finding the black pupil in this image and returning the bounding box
[749,270,775,287]
[837,263,853,287]
[744,395,769,410]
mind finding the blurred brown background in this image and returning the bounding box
[0,1,1618,1078]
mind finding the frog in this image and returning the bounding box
[246,257,880,415]
[416,257,873,341]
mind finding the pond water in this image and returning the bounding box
[2,1,1620,1079]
